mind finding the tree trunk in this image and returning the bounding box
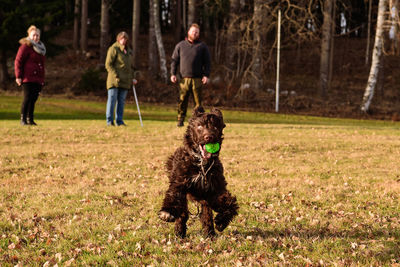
[73,0,80,51]
[389,0,399,54]
[99,0,110,66]
[365,0,372,65]
[173,0,183,42]
[249,0,263,91]
[320,0,334,98]
[153,0,168,82]
[237,0,264,99]
[328,0,336,88]
[0,49,9,90]
[173,0,183,41]
[65,0,72,25]
[182,0,187,31]
[132,0,140,69]
[361,0,387,112]
[225,0,240,71]
[188,0,197,24]
[148,0,159,77]
[202,1,211,44]
[80,0,88,53]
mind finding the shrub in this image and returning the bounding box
[76,68,105,94]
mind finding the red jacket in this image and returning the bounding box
[14,38,45,86]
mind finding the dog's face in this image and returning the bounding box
[184,107,226,159]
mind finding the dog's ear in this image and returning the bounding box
[211,108,226,128]
[210,108,223,118]
[193,106,205,117]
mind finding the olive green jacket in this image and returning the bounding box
[105,42,134,90]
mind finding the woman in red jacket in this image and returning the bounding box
[14,25,46,125]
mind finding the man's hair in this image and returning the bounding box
[116,31,129,41]
[189,23,200,31]
[27,25,40,35]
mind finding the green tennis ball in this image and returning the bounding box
[205,143,220,153]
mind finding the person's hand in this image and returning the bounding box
[170,75,177,83]
[202,76,209,85]
[16,78,22,86]
[132,79,138,85]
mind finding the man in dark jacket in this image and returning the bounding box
[170,23,211,127]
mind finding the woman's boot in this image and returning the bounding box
[20,114,28,125]
[27,115,37,125]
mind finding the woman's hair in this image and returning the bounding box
[116,31,129,41]
[27,25,40,35]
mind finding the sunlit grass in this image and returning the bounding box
[0,95,399,265]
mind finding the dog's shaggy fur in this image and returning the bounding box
[159,107,239,238]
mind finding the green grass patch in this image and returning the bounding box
[0,95,399,265]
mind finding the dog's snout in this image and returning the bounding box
[204,134,212,143]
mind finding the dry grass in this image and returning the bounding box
[0,96,400,266]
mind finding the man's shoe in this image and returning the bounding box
[177,120,184,127]
[107,122,115,126]
[117,122,127,126]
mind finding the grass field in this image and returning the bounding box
[1,95,400,266]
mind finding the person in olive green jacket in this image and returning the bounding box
[105,31,137,126]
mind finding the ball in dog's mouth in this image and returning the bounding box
[199,143,220,159]
[205,143,220,153]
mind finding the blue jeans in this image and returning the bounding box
[106,88,128,125]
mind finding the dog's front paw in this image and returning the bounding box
[215,222,228,232]
[215,215,229,232]
[158,210,176,222]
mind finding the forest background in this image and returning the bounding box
[1,0,400,120]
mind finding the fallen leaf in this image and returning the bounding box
[64,258,74,266]
[278,252,285,261]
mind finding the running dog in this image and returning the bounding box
[159,107,239,238]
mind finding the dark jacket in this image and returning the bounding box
[14,38,45,86]
[171,39,211,79]
[105,41,134,90]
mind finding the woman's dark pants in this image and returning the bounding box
[21,82,41,125]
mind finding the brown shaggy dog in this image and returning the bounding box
[159,107,239,238]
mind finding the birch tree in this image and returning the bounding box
[132,0,140,69]
[153,0,168,82]
[320,0,334,98]
[361,0,387,112]
[148,0,159,77]
[100,0,110,65]
[389,0,399,54]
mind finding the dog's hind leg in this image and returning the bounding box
[211,191,239,232]
[199,201,216,237]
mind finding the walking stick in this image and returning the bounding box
[132,84,143,127]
